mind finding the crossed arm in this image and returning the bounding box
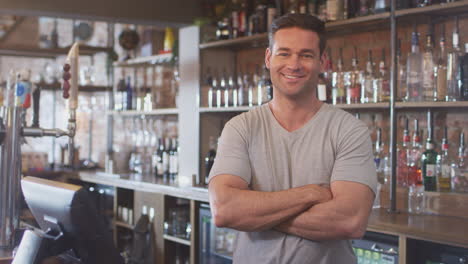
[208,174,374,240]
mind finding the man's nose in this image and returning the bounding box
[286,55,301,71]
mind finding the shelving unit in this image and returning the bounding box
[113,53,173,67]
[37,81,112,92]
[0,44,113,58]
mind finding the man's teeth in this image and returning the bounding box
[284,75,302,79]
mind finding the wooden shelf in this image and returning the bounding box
[334,102,390,110]
[109,108,179,116]
[199,33,268,50]
[113,53,173,67]
[37,82,111,92]
[395,101,468,109]
[163,234,191,246]
[0,44,113,59]
[395,0,468,18]
[199,106,253,113]
[114,220,134,230]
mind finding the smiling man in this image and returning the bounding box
[208,13,377,263]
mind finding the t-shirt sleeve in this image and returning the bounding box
[207,118,252,184]
[331,121,378,195]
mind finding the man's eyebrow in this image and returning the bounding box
[275,47,317,54]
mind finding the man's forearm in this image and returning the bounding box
[209,176,331,232]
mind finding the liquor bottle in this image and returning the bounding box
[416,0,432,7]
[222,69,230,108]
[162,137,171,180]
[397,39,408,101]
[374,128,386,184]
[216,17,230,40]
[318,48,332,103]
[397,117,410,187]
[308,0,318,16]
[116,73,126,111]
[317,0,327,21]
[126,76,133,110]
[287,0,299,13]
[217,70,224,108]
[347,47,362,104]
[326,0,344,21]
[452,132,466,193]
[346,0,359,18]
[422,33,436,101]
[437,127,452,192]
[358,0,370,16]
[266,0,278,29]
[204,137,217,185]
[205,68,214,108]
[408,119,423,186]
[169,138,179,182]
[51,19,59,49]
[247,72,254,107]
[435,25,448,101]
[421,111,438,191]
[230,0,241,39]
[153,138,165,178]
[237,71,245,106]
[460,43,468,101]
[253,66,261,106]
[332,48,346,104]
[374,0,389,13]
[229,74,238,107]
[361,50,375,103]
[377,48,390,102]
[260,65,271,104]
[446,17,462,101]
[406,27,423,101]
[299,0,307,13]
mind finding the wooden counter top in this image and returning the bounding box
[76,171,210,203]
[367,208,468,249]
[75,171,468,249]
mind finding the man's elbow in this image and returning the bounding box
[211,202,231,228]
[343,219,367,239]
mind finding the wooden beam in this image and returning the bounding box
[0,0,202,27]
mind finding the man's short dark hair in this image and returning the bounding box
[269,13,326,55]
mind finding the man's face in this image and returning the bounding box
[265,27,324,99]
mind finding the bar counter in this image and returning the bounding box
[74,171,468,250]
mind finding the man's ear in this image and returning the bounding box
[265,47,272,70]
[320,51,327,73]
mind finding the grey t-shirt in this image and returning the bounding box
[209,103,377,264]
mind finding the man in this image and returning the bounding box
[208,13,377,263]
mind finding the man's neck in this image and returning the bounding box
[268,94,323,132]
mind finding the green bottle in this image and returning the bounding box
[422,111,438,192]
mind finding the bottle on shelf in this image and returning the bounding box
[230,0,241,39]
[169,138,179,182]
[421,110,438,191]
[346,0,360,19]
[267,0,278,29]
[374,0,389,13]
[259,65,271,104]
[332,47,346,104]
[446,16,462,101]
[408,180,425,214]
[216,17,230,40]
[416,0,432,7]
[435,24,448,101]
[326,0,344,21]
[239,0,248,37]
[247,72,254,107]
[153,138,165,178]
[347,47,362,104]
[205,68,214,108]
[406,26,423,102]
[222,68,230,108]
[397,117,410,187]
[318,48,331,103]
[397,39,408,101]
[374,128,386,184]
[163,137,171,180]
[317,0,327,21]
[237,71,245,106]
[307,0,318,16]
[216,70,223,108]
[408,119,423,186]
[452,132,467,193]
[229,74,238,107]
[460,43,468,101]
[298,0,307,14]
[422,32,436,101]
[376,48,390,102]
[205,136,217,185]
[358,0,371,16]
[437,127,452,192]
[126,76,133,110]
[253,66,261,106]
[362,49,375,103]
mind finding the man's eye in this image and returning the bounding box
[277,53,289,57]
[302,54,314,59]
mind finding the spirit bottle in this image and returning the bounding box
[217,69,225,108]
[332,48,346,104]
[437,127,452,192]
[229,74,238,107]
[237,71,245,106]
[408,119,422,186]
[406,27,423,101]
[347,47,362,104]
[205,137,217,185]
[374,128,386,184]
[222,69,230,108]
[421,111,438,191]
[397,117,410,187]
[376,48,390,102]
[446,17,462,101]
[452,132,467,193]
[397,39,408,101]
[460,43,468,101]
[205,68,215,108]
[362,50,375,103]
[422,33,436,101]
[435,25,448,101]
[326,0,344,21]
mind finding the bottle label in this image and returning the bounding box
[425,164,436,177]
[441,165,451,178]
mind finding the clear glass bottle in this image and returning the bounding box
[397,39,408,101]
[237,71,245,106]
[347,48,362,104]
[221,68,229,108]
[326,0,344,21]
[205,68,214,108]
[408,119,423,186]
[452,132,467,193]
[446,17,462,101]
[435,26,448,101]
[421,111,438,192]
[406,28,423,101]
[376,48,390,102]
[422,33,436,101]
[408,184,425,214]
[374,128,385,184]
[397,117,410,187]
[229,74,238,107]
[332,48,346,104]
[437,127,452,192]
[362,50,375,103]
[460,43,468,101]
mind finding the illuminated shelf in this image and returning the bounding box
[199,106,253,113]
[163,234,191,246]
[109,108,179,116]
[113,53,173,67]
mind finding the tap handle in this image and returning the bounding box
[32,84,41,127]
[62,63,71,99]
